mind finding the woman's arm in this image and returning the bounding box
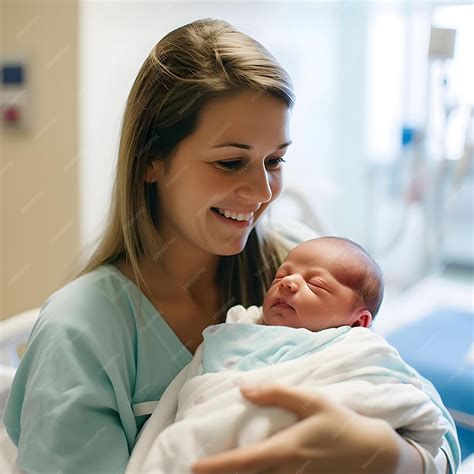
[192,384,424,474]
[411,373,460,473]
[406,439,451,474]
[2,294,137,473]
[393,436,424,474]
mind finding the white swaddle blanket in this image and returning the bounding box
[126,306,450,474]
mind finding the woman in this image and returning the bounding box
[3,18,458,473]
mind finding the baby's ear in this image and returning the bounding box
[351,309,372,328]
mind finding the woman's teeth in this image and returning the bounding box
[215,208,253,222]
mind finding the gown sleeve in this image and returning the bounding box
[2,285,138,474]
[403,371,460,473]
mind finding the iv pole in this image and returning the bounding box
[378,27,457,276]
[424,27,457,273]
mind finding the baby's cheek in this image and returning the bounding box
[262,291,273,312]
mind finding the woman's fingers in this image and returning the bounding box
[191,437,284,473]
[239,383,328,420]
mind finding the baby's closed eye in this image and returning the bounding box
[308,281,330,293]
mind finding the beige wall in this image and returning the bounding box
[1,0,79,320]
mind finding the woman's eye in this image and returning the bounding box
[216,160,242,170]
[216,157,286,171]
[266,157,286,169]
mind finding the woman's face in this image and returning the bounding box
[148,90,292,256]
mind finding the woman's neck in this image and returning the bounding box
[138,247,220,305]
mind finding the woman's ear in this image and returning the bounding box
[351,310,372,328]
[145,160,163,184]
[145,167,156,183]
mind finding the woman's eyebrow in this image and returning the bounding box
[212,140,292,150]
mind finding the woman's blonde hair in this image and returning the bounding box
[69,18,295,320]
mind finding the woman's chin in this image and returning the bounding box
[216,233,252,255]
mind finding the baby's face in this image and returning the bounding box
[262,240,366,331]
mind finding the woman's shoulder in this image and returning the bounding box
[34,264,143,340]
[48,263,133,300]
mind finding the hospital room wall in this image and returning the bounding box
[0,1,80,320]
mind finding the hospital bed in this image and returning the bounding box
[0,307,40,472]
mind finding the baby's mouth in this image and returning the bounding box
[271,298,295,311]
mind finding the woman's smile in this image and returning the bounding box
[210,207,255,228]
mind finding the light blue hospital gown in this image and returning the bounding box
[2,264,193,473]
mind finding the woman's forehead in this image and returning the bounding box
[191,92,291,149]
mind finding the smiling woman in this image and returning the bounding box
[79,47,295,320]
[144,89,291,248]
[2,18,297,473]
[2,17,458,474]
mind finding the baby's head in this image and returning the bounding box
[262,236,384,331]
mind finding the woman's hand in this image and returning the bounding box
[191,383,417,474]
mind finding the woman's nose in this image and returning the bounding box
[236,162,273,203]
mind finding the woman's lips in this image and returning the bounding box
[210,207,254,228]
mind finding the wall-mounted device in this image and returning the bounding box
[428,27,456,60]
[0,59,29,130]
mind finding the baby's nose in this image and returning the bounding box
[280,279,298,292]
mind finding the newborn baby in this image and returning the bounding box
[126,237,455,474]
[258,235,380,330]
